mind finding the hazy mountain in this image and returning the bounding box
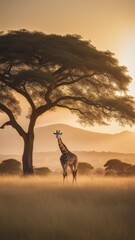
[0,123,135,154]
[35,124,135,153]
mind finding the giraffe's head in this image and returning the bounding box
[53,130,63,138]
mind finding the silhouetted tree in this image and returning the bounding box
[0,159,21,175]
[94,168,105,176]
[104,159,132,176]
[34,167,52,176]
[126,165,135,176]
[0,30,135,175]
[78,162,94,175]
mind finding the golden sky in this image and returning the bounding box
[1,0,135,133]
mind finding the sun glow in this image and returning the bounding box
[119,35,135,96]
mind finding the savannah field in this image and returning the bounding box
[0,176,135,240]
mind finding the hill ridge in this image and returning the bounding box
[0,123,135,154]
[36,123,113,136]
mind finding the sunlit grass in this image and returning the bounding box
[0,176,135,240]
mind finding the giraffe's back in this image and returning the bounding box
[60,152,78,166]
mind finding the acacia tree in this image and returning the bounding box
[0,30,135,175]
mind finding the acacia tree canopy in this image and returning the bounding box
[0,29,135,174]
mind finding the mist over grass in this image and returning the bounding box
[0,176,135,240]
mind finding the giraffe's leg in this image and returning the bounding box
[63,170,67,183]
[70,165,77,183]
[63,164,68,183]
[73,169,77,183]
[69,165,74,183]
[72,161,78,183]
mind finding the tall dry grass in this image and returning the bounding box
[0,176,135,240]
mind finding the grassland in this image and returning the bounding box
[0,176,135,240]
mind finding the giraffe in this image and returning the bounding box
[53,130,78,182]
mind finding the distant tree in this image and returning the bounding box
[126,165,135,176]
[94,167,105,176]
[104,159,132,176]
[78,162,94,175]
[0,159,21,175]
[0,29,135,175]
[34,167,52,176]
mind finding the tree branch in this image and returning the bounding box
[36,95,94,117]
[36,103,50,116]
[53,66,66,77]
[52,95,117,114]
[52,95,94,106]
[0,104,26,139]
[4,64,13,74]
[23,85,36,110]
[55,72,97,88]
[0,74,36,111]
[0,121,11,129]
[57,104,87,117]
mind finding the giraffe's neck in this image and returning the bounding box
[57,137,69,154]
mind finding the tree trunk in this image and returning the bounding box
[22,132,34,175]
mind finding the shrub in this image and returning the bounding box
[104,159,135,176]
[78,162,94,175]
[0,159,21,175]
[34,167,52,176]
